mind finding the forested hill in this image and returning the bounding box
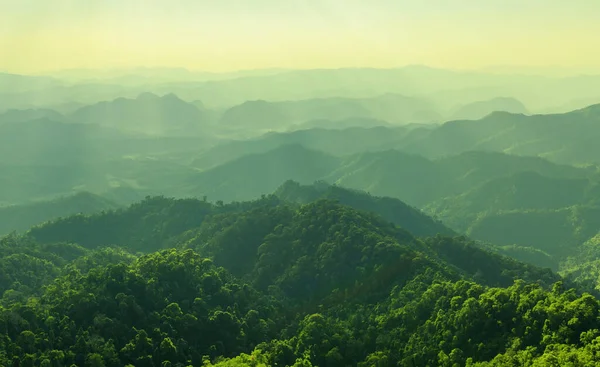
[27,182,455,252]
[274,180,454,237]
[2,190,598,366]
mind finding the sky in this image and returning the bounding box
[2,0,600,74]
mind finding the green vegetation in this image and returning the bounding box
[0,194,596,366]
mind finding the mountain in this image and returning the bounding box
[450,97,529,120]
[274,180,454,237]
[188,145,341,202]
[0,191,119,235]
[219,94,441,131]
[70,93,210,135]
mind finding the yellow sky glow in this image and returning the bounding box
[1,0,600,74]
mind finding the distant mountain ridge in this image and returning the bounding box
[219,93,442,131]
[450,97,529,120]
[70,93,210,135]
[197,102,600,166]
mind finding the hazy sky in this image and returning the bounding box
[2,0,600,74]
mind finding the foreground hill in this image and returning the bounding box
[27,180,454,253]
[274,180,455,237]
[5,193,596,366]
